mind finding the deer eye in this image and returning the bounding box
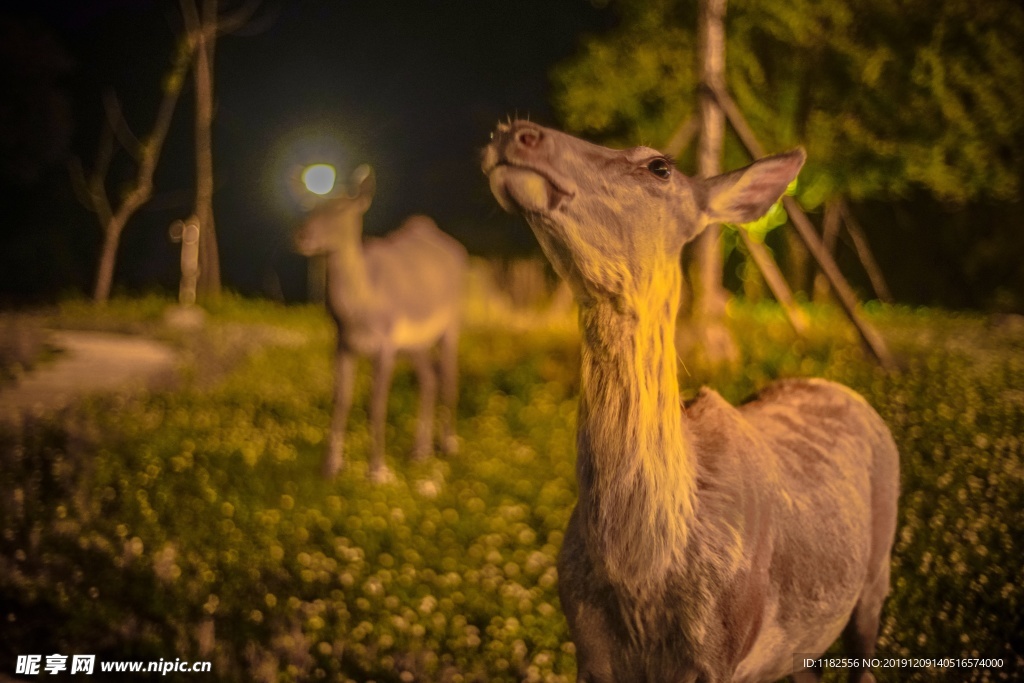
[646,158,672,179]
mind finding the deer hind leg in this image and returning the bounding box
[841,561,890,683]
[410,349,437,462]
[367,347,396,483]
[437,323,459,454]
[323,350,355,479]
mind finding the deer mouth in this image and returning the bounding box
[482,152,575,215]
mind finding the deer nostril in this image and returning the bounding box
[516,128,541,148]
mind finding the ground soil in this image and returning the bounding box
[0,330,177,426]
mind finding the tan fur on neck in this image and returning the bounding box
[575,258,695,594]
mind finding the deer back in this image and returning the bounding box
[360,215,466,347]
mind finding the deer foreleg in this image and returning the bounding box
[437,324,460,454]
[368,347,396,482]
[411,349,437,461]
[324,350,355,479]
[841,561,890,683]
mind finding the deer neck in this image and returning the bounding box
[324,230,375,319]
[574,259,696,593]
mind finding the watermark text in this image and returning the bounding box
[16,654,212,676]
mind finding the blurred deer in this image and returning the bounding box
[295,166,466,481]
[483,121,899,683]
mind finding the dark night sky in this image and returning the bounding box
[0,0,618,302]
[5,2,1022,310]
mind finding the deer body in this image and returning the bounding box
[296,167,466,480]
[483,122,898,682]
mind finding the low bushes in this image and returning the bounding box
[1,298,1020,681]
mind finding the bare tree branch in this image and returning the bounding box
[72,35,195,303]
[223,0,278,38]
[102,90,143,161]
[215,0,263,35]
[839,199,894,304]
[178,0,201,35]
[660,117,698,159]
[710,83,896,368]
[813,199,842,302]
[739,231,810,335]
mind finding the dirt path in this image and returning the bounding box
[0,330,177,424]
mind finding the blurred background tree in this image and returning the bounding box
[70,44,192,304]
[553,0,1024,310]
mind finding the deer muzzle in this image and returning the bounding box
[482,121,576,214]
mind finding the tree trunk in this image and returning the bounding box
[812,198,842,302]
[694,0,738,364]
[93,219,126,303]
[839,200,894,304]
[192,0,221,298]
[740,234,809,334]
[785,229,810,297]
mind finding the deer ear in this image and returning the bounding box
[350,164,376,210]
[701,148,805,226]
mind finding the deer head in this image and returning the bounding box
[294,164,376,256]
[482,121,805,306]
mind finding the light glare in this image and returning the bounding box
[302,164,337,195]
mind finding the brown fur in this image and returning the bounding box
[295,166,467,481]
[482,122,899,682]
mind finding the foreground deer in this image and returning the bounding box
[483,122,899,683]
[295,166,466,481]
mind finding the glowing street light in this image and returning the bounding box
[302,163,337,195]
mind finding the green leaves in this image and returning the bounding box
[727,176,799,242]
[551,17,698,149]
[553,0,1024,203]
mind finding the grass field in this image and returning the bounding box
[1,285,1021,681]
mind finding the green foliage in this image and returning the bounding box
[551,0,699,154]
[1,297,1022,681]
[726,177,799,245]
[554,0,1024,203]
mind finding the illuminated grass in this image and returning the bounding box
[1,297,1021,681]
